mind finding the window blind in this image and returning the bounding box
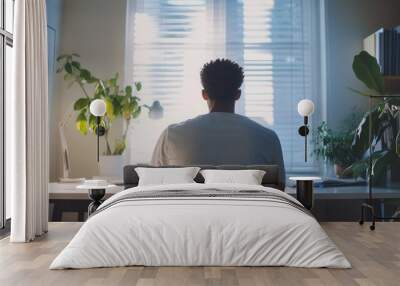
[125,0,321,172]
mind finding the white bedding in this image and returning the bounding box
[50,183,351,269]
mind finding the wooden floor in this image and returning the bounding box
[0,222,399,286]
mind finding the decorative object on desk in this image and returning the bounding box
[144,100,164,119]
[297,99,315,162]
[89,99,107,162]
[77,180,116,216]
[289,176,321,210]
[56,54,162,157]
[57,54,163,177]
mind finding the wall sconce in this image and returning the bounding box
[297,99,315,162]
[89,99,106,162]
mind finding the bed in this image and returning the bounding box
[50,165,350,269]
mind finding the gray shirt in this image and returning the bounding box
[151,112,285,185]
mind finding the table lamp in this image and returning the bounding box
[89,99,106,162]
[297,99,315,162]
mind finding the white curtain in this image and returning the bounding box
[9,0,49,242]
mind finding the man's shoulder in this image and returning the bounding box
[165,113,278,136]
[165,114,210,131]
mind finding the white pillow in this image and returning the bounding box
[200,169,266,185]
[135,167,201,186]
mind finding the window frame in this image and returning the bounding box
[0,0,13,230]
[126,0,323,174]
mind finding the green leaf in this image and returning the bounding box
[57,54,69,61]
[88,114,97,132]
[87,77,98,84]
[65,63,73,74]
[131,105,141,119]
[135,82,142,92]
[80,69,92,82]
[109,79,117,87]
[71,61,81,70]
[125,86,132,96]
[351,107,381,157]
[76,112,88,135]
[122,101,135,119]
[105,97,115,120]
[352,51,384,94]
[73,98,90,111]
[112,97,123,116]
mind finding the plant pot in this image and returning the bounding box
[99,155,124,179]
[334,164,350,178]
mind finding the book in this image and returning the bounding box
[363,27,400,76]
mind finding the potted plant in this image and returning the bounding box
[345,51,400,184]
[313,118,361,178]
[56,54,160,177]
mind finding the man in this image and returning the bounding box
[151,59,285,184]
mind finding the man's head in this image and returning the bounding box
[200,59,244,112]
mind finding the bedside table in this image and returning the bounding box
[289,177,321,210]
[77,182,117,216]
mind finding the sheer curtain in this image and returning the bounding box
[125,0,322,172]
[9,0,49,242]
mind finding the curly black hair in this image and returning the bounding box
[200,59,244,100]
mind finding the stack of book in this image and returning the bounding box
[363,26,400,76]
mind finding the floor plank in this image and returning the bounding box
[0,222,399,286]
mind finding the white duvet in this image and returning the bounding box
[50,183,351,269]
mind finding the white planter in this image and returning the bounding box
[99,155,124,179]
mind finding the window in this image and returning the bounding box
[1,0,14,229]
[125,0,322,172]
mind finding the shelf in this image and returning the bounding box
[384,76,400,94]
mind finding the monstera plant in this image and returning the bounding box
[344,51,400,183]
[57,54,143,155]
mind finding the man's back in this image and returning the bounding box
[151,112,285,182]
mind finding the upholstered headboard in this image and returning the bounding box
[123,164,285,191]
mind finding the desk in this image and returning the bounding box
[285,185,400,199]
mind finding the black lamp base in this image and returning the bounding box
[298,125,309,136]
[88,188,106,216]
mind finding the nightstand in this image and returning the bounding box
[49,183,123,221]
[289,177,321,210]
[77,181,116,216]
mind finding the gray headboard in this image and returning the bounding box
[123,164,284,191]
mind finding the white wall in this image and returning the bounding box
[325,0,400,129]
[51,0,126,180]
